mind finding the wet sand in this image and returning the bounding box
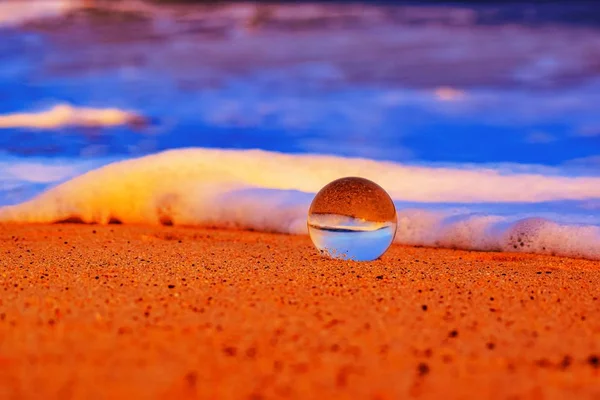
[0,224,599,399]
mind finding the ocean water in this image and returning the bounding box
[1,1,599,259]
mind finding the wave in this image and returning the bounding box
[1,148,599,260]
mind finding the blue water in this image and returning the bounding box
[0,1,599,206]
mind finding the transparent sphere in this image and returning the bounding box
[308,177,397,261]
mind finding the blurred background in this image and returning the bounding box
[0,0,599,205]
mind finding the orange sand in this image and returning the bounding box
[0,224,599,399]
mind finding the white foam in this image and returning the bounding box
[0,104,143,129]
[1,148,599,260]
[396,211,600,259]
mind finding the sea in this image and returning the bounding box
[1,0,599,259]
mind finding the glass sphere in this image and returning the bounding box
[308,177,397,261]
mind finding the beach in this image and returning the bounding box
[1,1,600,398]
[1,223,599,399]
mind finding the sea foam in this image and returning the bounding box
[1,148,599,260]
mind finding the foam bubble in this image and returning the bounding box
[501,218,600,259]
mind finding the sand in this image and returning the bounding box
[0,224,599,400]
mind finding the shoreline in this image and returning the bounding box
[1,223,599,398]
